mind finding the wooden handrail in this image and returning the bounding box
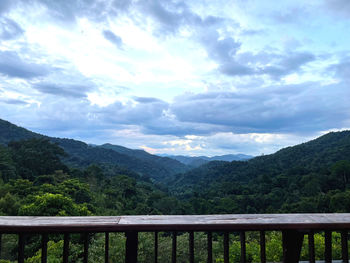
[1,214,350,263]
[1,213,350,232]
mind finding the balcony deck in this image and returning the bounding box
[1,214,350,263]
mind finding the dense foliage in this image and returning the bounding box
[0,138,188,261]
[169,131,350,214]
[0,119,188,181]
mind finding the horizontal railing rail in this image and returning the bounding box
[1,214,350,263]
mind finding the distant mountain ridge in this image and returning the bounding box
[161,153,253,167]
[0,118,188,180]
[170,130,350,199]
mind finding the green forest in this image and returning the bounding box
[1,118,350,262]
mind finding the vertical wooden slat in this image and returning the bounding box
[63,233,70,263]
[342,230,348,263]
[18,234,25,263]
[154,231,158,263]
[240,232,246,263]
[260,231,266,263]
[172,231,177,263]
[0,233,2,259]
[83,233,89,263]
[325,231,332,263]
[189,231,194,263]
[105,232,109,263]
[125,231,138,263]
[308,231,315,263]
[282,230,304,263]
[224,232,229,263]
[207,232,212,263]
[41,234,48,263]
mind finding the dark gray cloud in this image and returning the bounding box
[32,0,109,23]
[112,0,132,11]
[27,79,347,138]
[33,82,93,98]
[0,98,28,105]
[259,52,316,78]
[63,97,221,137]
[0,0,13,14]
[203,35,241,62]
[198,23,316,78]
[328,56,350,83]
[0,17,24,40]
[100,98,169,125]
[169,83,350,134]
[235,51,315,78]
[199,29,250,76]
[0,50,49,79]
[272,7,308,24]
[240,28,265,36]
[139,0,223,34]
[23,0,135,25]
[133,97,163,103]
[0,0,126,25]
[219,62,254,76]
[103,30,123,48]
[325,0,350,17]
[140,117,228,136]
[88,80,350,137]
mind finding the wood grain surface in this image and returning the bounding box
[1,214,350,233]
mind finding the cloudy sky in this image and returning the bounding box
[0,0,349,156]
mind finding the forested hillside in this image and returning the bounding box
[100,143,189,178]
[170,131,350,214]
[0,119,188,181]
[0,137,191,261]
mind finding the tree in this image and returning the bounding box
[19,193,91,216]
[332,160,350,188]
[0,193,20,215]
[8,139,68,180]
[0,145,17,182]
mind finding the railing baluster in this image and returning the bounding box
[308,231,315,263]
[41,234,48,263]
[18,234,25,263]
[83,233,89,263]
[240,231,246,263]
[105,232,109,263]
[63,233,70,263]
[260,231,266,263]
[325,231,332,263]
[224,232,229,263]
[207,232,212,263]
[189,231,194,263]
[172,231,177,263]
[282,230,304,263]
[342,230,349,263]
[125,231,138,263]
[154,231,158,263]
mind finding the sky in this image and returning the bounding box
[0,0,349,156]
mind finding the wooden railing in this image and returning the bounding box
[1,214,350,263]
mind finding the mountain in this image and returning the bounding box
[171,131,350,189]
[163,154,253,167]
[99,143,189,177]
[169,130,350,213]
[0,119,42,144]
[0,119,188,181]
